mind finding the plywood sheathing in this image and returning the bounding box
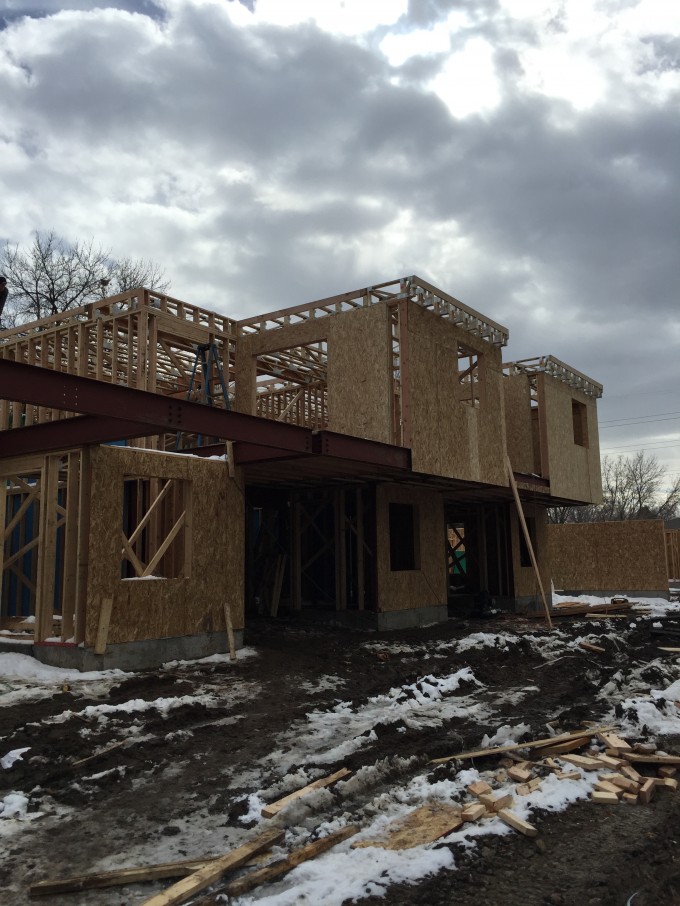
[510,502,552,600]
[538,374,601,503]
[667,530,680,581]
[406,301,507,486]
[234,304,392,445]
[503,373,535,476]
[375,484,447,613]
[85,446,244,648]
[548,520,668,594]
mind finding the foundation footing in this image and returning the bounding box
[30,630,244,672]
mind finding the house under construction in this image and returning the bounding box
[0,276,603,668]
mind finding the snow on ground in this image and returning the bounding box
[265,668,485,772]
[4,598,680,904]
[0,653,130,706]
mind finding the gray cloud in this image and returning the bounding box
[0,1,678,470]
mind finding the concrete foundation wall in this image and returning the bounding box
[33,630,244,672]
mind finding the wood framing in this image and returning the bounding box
[0,274,605,659]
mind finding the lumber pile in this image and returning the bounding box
[548,598,634,619]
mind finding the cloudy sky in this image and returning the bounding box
[1,0,679,485]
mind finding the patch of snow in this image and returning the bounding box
[1,748,30,770]
[162,647,258,668]
[480,723,531,748]
[300,675,346,695]
[0,792,29,819]
[268,668,486,771]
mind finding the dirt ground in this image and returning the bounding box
[2,610,680,906]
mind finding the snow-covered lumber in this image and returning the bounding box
[261,767,351,818]
[218,826,359,898]
[431,725,616,764]
[352,803,463,850]
[29,856,217,897]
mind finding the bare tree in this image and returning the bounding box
[0,231,169,327]
[549,452,680,524]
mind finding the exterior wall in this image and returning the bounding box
[509,503,551,605]
[406,302,507,486]
[539,375,601,503]
[548,520,669,597]
[503,373,535,475]
[85,446,244,648]
[375,484,447,614]
[234,304,392,444]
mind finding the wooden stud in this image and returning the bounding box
[224,601,236,661]
[94,596,114,656]
[506,456,552,629]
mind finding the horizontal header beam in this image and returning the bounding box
[0,359,312,455]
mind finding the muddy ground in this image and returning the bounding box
[1,611,680,906]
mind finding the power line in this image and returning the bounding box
[599,409,680,424]
[600,415,680,429]
[600,441,680,453]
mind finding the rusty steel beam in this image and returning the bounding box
[0,359,313,455]
[312,431,410,470]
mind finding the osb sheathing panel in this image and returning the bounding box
[503,374,535,475]
[510,503,551,598]
[327,305,392,443]
[85,446,244,648]
[406,302,507,485]
[375,484,446,613]
[234,305,392,444]
[540,375,602,503]
[548,520,668,592]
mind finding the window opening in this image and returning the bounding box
[572,400,588,447]
[389,503,419,571]
[121,477,191,579]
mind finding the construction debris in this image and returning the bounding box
[140,828,284,906]
[352,804,463,851]
[261,767,351,818]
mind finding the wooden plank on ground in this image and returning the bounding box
[214,826,359,900]
[591,791,619,804]
[596,732,631,753]
[261,768,351,819]
[139,828,284,906]
[431,725,616,765]
[497,809,538,837]
[30,856,218,897]
[461,802,487,822]
[353,803,462,851]
[579,641,606,654]
[533,737,588,757]
[622,753,680,766]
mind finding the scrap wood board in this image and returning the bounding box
[261,767,351,818]
[431,725,616,764]
[140,828,284,906]
[352,803,462,850]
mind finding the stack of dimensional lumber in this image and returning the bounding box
[550,598,633,618]
[577,732,680,805]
